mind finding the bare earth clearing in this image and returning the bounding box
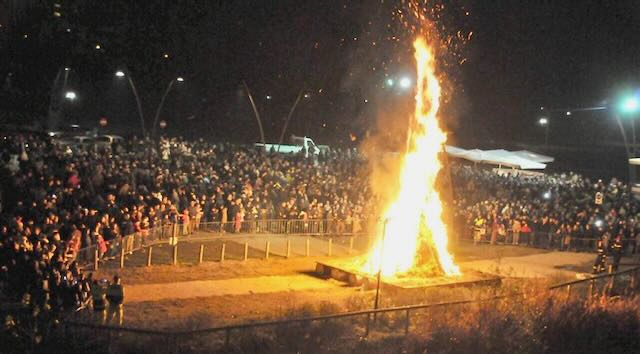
[81,243,617,329]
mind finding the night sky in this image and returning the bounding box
[2,0,640,148]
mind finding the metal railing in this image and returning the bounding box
[61,265,640,354]
[73,223,174,269]
[463,227,639,253]
[71,219,371,270]
[198,218,367,236]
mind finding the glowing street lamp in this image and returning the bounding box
[399,77,411,89]
[64,91,77,100]
[621,96,639,114]
[115,70,125,78]
[538,117,548,126]
[386,78,394,87]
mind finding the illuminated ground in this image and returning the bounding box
[77,242,618,330]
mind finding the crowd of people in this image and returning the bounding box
[2,131,640,325]
[0,133,372,313]
[452,164,640,265]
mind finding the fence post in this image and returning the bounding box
[225,328,231,347]
[349,237,354,255]
[328,238,332,256]
[94,249,99,270]
[265,240,270,260]
[588,279,595,301]
[404,309,410,335]
[306,237,310,257]
[119,246,125,269]
[286,239,291,259]
[172,333,179,354]
[566,284,572,302]
[147,246,153,267]
[365,313,371,337]
[199,244,204,264]
[631,269,637,291]
[608,273,616,296]
[173,244,178,265]
[106,328,113,354]
[220,242,226,262]
[244,241,249,261]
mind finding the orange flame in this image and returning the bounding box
[363,37,460,277]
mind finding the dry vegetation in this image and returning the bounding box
[33,244,637,353]
[46,289,640,354]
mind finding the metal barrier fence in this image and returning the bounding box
[198,218,367,235]
[73,223,175,269]
[72,219,370,270]
[62,265,640,354]
[463,227,635,253]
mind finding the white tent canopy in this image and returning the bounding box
[511,150,555,163]
[444,145,550,170]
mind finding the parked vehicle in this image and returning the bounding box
[92,135,124,149]
[255,135,326,158]
[52,134,123,152]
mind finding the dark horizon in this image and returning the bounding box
[1,1,640,149]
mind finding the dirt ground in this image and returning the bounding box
[68,243,563,330]
[94,243,548,285]
[80,276,541,330]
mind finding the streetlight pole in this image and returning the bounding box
[47,67,71,129]
[242,81,266,144]
[538,117,549,147]
[115,69,146,137]
[373,218,388,316]
[277,88,305,147]
[151,77,183,139]
[614,113,635,182]
[544,125,549,147]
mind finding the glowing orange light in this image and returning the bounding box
[362,37,460,278]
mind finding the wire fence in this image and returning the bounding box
[61,265,640,354]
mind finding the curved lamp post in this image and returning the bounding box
[151,77,184,138]
[115,69,146,137]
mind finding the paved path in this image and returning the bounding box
[125,274,339,303]
[123,250,605,303]
[461,251,595,278]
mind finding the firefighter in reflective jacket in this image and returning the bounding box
[610,234,624,272]
[592,236,607,274]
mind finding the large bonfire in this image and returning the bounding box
[362,37,460,278]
